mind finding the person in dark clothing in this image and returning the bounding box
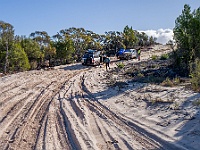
[104,56,110,71]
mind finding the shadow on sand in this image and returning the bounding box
[60,59,200,149]
[59,63,94,71]
[80,68,200,149]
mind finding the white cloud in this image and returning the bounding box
[139,29,174,45]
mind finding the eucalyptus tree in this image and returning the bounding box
[54,28,83,61]
[141,32,148,46]
[20,37,44,69]
[149,36,157,46]
[134,30,149,46]
[30,31,56,65]
[44,41,56,64]
[0,21,14,73]
[104,31,124,54]
[85,30,102,50]
[55,27,102,61]
[30,31,50,47]
[64,27,85,56]
[53,35,75,64]
[123,25,137,48]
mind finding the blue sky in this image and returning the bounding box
[1,0,200,44]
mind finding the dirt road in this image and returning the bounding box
[0,45,198,150]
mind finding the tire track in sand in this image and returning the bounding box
[79,68,185,150]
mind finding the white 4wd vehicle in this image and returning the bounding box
[81,50,101,66]
[118,49,137,60]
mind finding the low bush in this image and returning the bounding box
[151,55,158,60]
[116,62,125,69]
[160,53,169,60]
[161,77,180,87]
[190,59,200,92]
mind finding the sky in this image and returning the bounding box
[1,0,200,44]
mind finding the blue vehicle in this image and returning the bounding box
[118,49,137,60]
[116,48,125,58]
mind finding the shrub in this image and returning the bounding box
[137,72,144,78]
[190,59,200,92]
[147,75,166,84]
[160,53,169,60]
[116,62,125,69]
[161,77,173,86]
[161,77,180,87]
[151,55,158,60]
[9,43,30,72]
[173,77,180,85]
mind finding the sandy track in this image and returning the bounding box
[0,45,198,150]
[0,66,89,150]
[0,64,162,150]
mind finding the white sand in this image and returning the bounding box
[0,45,199,150]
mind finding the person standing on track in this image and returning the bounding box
[104,56,110,71]
[137,47,141,61]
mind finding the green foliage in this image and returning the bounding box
[65,38,75,63]
[0,21,15,73]
[104,31,124,55]
[20,38,44,69]
[161,77,180,87]
[0,20,180,74]
[149,36,156,45]
[123,25,137,48]
[44,45,56,61]
[30,31,50,47]
[21,38,43,60]
[134,73,165,84]
[160,53,169,60]
[116,62,125,69]
[137,72,144,78]
[0,21,14,43]
[54,37,75,64]
[55,28,103,61]
[173,77,181,84]
[9,43,30,72]
[190,59,200,92]
[173,4,200,75]
[151,55,158,60]
[162,77,174,86]
[0,50,5,72]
